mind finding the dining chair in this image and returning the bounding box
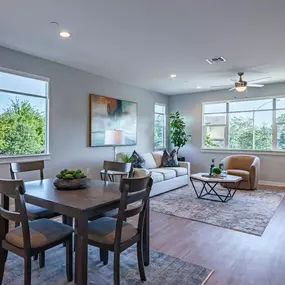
[10,161,62,265]
[10,161,60,222]
[101,160,133,182]
[0,179,74,285]
[78,174,153,285]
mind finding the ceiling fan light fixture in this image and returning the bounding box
[235,86,247,92]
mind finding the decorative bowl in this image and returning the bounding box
[53,177,88,191]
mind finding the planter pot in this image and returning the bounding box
[53,178,88,190]
[178,157,186,162]
[213,174,221,178]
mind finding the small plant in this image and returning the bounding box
[169,111,190,156]
[212,168,222,175]
[120,153,134,163]
[56,169,86,180]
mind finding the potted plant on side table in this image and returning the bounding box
[169,111,191,161]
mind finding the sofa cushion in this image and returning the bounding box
[133,168,150,178]
[151,172,164,183]
[139,152,157,169]
[152,151,163,168]
[150,168,176,180]
[162,150,179,167]
[130,151,145,168]
[226,169,249,181]
[165,167,187,177]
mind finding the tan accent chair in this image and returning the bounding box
[221,155,260,190]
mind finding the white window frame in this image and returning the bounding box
[202,96,285,155]
[0,67,51,164]
[154,103,166,150]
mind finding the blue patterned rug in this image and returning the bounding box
[3,245,213,285]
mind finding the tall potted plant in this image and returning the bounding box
[169,111,190,161]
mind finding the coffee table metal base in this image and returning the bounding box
[190,178,239,203]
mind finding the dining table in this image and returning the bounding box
[23,178,150,285]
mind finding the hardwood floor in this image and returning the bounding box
[6,186,285,284]
[150,189,285,285]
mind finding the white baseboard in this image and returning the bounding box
[259,180,285,188]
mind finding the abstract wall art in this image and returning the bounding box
[89,94,137,147]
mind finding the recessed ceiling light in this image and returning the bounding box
[197,86,201,89]
[169,74,177,78]
[60,31,71,38]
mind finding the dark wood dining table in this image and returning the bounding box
[24,178,150,285]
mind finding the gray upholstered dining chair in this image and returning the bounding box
[10,161,62,265]
[76,174,153,285]
[0,179,74,285]
[101,160,133,182]
[10,161,60,222]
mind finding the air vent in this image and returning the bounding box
[206,57,227,65]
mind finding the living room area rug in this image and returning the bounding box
[2,246,213,285]
[150,184,285,236]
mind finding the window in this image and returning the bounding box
[0,68,49,157]
[203,97,285,151]
[154,103,166,150]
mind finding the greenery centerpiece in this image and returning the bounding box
[53,169,88,190]
[212,167,222,177]
[169,111,190,161]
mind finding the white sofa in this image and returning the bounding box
[133,151,190,197]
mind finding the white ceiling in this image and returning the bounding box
[1,0,285,95]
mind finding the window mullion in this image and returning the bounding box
[273,98,277,150]
[225,102,229,149]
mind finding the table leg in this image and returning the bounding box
[143,199,150,266]
[75,215,88,285]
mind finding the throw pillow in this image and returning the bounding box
[130,150,146,168]
[162,149,179,167]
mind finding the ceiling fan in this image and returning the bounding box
[211,72,271,92]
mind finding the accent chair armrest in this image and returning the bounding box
[249,157,260,189]
[178,161,190,175]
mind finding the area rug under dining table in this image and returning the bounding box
[150,183,285,236]
[2,245,213,285]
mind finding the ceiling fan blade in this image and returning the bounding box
[248,84,264,88]
[228,87,235,91]
[247,77,271,83]
[211,85,232,88]
[230,79,238,82]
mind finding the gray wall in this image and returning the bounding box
[0,46,168,180]
[169,84,285,184]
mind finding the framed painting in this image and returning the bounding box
[89,94,137,147]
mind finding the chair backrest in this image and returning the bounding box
[0,179,31,251]
[222,155,257,171]
[102,161,132,181]
[114,174,153,246]
[10,160,45,180]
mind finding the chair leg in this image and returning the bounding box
[114,252,120,285]
[39,252,45,268]
[74,219,78,252]
[62,216,67,247]
[33,254,38,261]
[0,248,8,284]
[66,237,73,282]
[137,240,146,281]
[100,249,109,265]
[24,257,32,285]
